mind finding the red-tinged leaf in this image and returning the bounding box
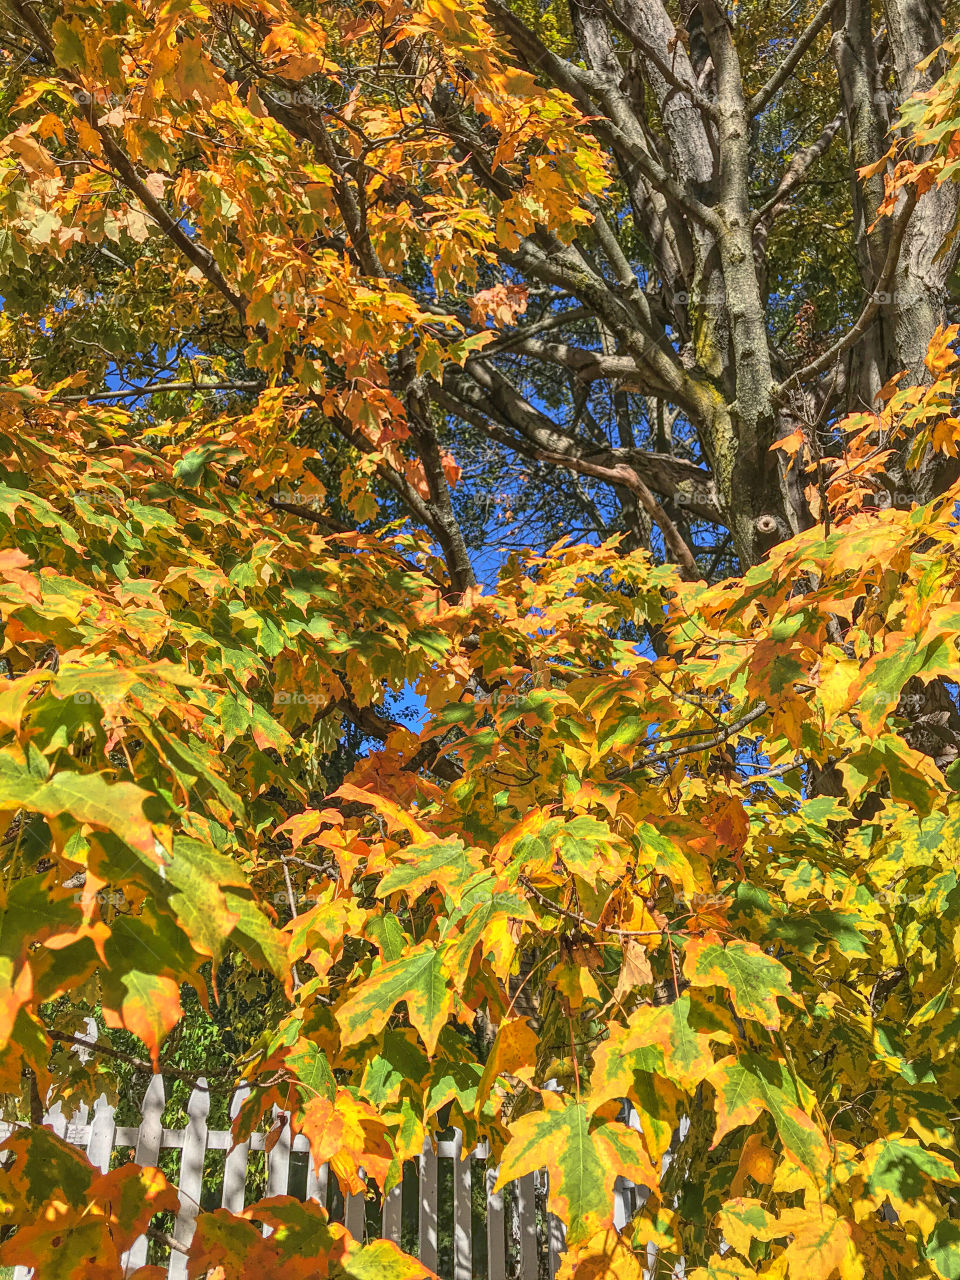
[101,970,182,1067]
[275,808,336,848]
[0,1125,94,1212]
[298,1090,393,1193]
[0,1142,177,1278]
[0,1217,121,1280]
[83,1162,179,1241]
[683,933,798,1030]
[334,784,432,839]
[0,671,50,734]
[187,1200,335,1279]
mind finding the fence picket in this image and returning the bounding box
[485,1162,506,1280]
[265,1106,292,1198]
[418,1134,439,1274]
[169,1078,210,1280]
[123,1074,166,1275]
[381,1181,402,1243]
[221,1085,251,1213]
[516,1171,538,1280]
[547,1209,565,1280]
[86,1092,116,1173]
[306,1155,328,1208]
[451,1130,471,1280]
[344,1179,366,1240]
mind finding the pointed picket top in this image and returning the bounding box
[187,1078,212,1122]
[137,1074,166,1150]
[86,1091,116,1175]
[229,1083,249,1122]
[265,1104,292,1199]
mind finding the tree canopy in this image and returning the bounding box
[3,1,960,1277]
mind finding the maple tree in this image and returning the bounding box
[2,1,960,1278]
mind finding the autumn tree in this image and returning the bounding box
[3,2,960,1279]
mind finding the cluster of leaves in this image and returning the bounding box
[3,352,960,1277]
[2,2,960,1279]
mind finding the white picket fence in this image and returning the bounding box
[0,1026,652,1279]
[4,1077,663,1278]
[3,1072,575,1280]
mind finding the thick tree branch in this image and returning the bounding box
[753,113,844,226]
[55,381,262,403]
[533,448,701,579]
[602,0,719,121]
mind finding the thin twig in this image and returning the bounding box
[280,860,303,990]
[609,701,769,777]
[148,1226,190,1256]
[519,876,670,939]
[48,1030,234,1087]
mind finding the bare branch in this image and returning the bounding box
[610,701,770,777]
[753,113,844,226]
[749,0,833,117]
[533,448,702,579]
[55,381,262,403]
[775,189,919,399]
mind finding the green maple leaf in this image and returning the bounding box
[360,1029,429,1107]
[50,17,84,69]
[925,1219,960,1280]
[588,1031,681,1160]
[496,1096,655,1244]
[286,1038,336,1105]
[0,752,160,863]
[861,1137,960,1207]
[334,1237,433,1280]
[707,1052,831,1183]
[375,838,477,906]
[683,932,799,1029]
[337,942,454,1054]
